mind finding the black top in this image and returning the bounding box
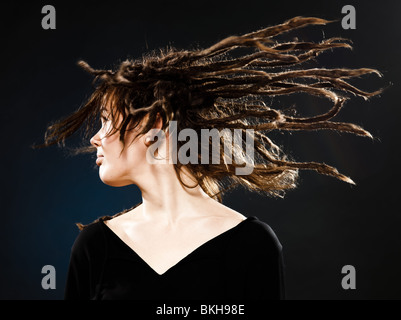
[64,216,285,300]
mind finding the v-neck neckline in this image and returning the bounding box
[100,216,255,277]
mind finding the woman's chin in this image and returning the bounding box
[100,179,124,187]
[99,174,131,187]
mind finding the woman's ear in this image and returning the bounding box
[144,113,164,147]
[154,112,163,130]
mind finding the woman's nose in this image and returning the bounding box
[90,131,101,147]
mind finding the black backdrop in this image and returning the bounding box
[1,0,399,300]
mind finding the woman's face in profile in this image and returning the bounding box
[89,106,149,187]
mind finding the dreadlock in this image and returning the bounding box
[33,16,385,211]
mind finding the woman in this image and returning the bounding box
[33,16,383,300]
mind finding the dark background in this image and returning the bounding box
[1,0,399,300]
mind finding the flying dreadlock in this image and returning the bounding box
[33,16,385,205]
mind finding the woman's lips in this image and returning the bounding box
[96,156,104,166]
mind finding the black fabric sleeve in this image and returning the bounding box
[64,237,90,300]
[64,222,106,300]
[244,221,286,300]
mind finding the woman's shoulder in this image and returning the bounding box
[206,201,247,227]
[240,216,283,252]
[70,203,143,253]
[209,201,282,251]
[70,220,107,256]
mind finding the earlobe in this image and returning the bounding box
[144,128,164,147]
[144,136,152,146]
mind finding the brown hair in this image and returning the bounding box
[32,16,385,226]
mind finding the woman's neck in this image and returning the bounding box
[136,164,215,226]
